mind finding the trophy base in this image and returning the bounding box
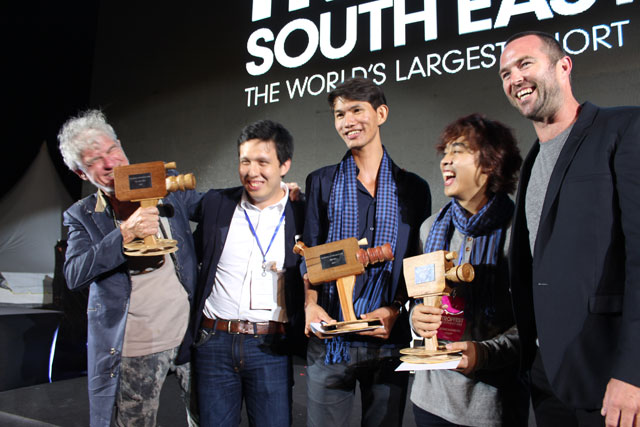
[399,346,462,364]
[400,353,462,364]
[124,239,178,256]
[321,318,383,334]
[400,347,461,356]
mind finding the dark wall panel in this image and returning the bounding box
[89,1,640,209]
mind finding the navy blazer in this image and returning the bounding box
[190,187,306,356]
[303,158,431,346]
[509,102,640,409]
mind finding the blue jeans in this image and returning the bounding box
[306,336,408,427]
[194,327,292,427]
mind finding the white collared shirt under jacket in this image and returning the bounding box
[203,184,289,323]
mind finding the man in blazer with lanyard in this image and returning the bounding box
[499,31,640,426]
[191,120,305,427]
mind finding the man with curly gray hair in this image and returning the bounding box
[58,110,200,427]
[59,110,118,171]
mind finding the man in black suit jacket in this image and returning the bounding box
[499,31,640,426]
[191,120,305,427]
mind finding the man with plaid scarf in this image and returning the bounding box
[302,77,431,426]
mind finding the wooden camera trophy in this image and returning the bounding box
[114,161,195,256]
[400,251,474,364]
[294,238,394,333]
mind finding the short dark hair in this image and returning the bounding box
[237,120,293,165]
[327,77,387,111]
[506,31,568,64]
[437,114,522,195]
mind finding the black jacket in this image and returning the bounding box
[509,102,640,408]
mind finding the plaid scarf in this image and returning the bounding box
[424,192,513,319]
[323,148,399,364]
[425,192,513,264]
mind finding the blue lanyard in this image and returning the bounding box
[244,208,286,276]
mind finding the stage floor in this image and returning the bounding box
[0,357,418,426]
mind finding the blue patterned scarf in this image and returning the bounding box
[323,148,399,364]
[424,192,513,319]
[425,192,513,265]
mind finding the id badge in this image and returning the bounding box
[250,267,277,310]
[437,295,466,341]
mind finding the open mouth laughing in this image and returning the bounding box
[515,87,534,101]
[443,171,455,186]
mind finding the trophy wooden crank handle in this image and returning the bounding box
[293,241,307,256]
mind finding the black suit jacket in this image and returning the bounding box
[509,102,640,408]
[190,187,306,357]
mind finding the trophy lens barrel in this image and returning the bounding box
[356,243,394,267]
[444,263,475,283]
[166,173,196,192]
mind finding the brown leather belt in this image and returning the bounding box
[201,317,286,335]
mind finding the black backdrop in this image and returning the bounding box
[3,1,99,200]
[5,1,640,211]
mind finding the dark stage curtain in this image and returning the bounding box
[3,0,100,201]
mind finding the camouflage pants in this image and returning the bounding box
[115,346,198,427]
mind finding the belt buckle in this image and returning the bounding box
[227,320,241,335]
